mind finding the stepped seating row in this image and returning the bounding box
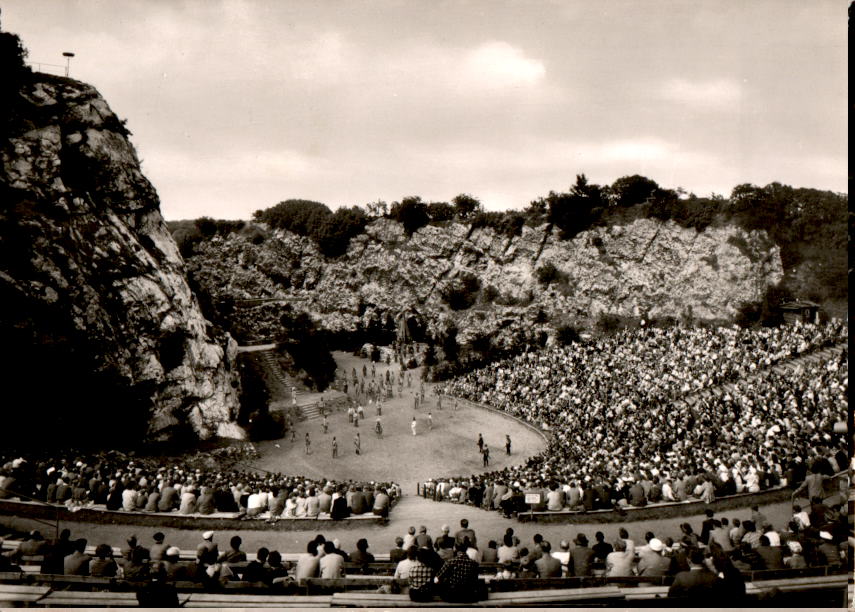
[0,497,387,524]
[0,565,846,591]
[0,573,848,607]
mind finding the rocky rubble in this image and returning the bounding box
[187,215,783,353]
[1,74,243,441]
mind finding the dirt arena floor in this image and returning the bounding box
[253,352,546,491]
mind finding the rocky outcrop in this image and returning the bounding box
[0,73,243,441]
[187,215,783,351]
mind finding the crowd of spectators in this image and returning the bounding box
[1,502,849,605]
[432,321,847,511]
[0,451,400,521]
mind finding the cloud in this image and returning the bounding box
[594,139,673,163]
[462,41,546,88]
[659,78,742,109]
[143,148,324,184]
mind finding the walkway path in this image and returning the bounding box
[236,343,277,353]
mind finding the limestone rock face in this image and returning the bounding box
[188,214,783,351]
[1,74,243,441]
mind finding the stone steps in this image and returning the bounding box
[302,404,323,421]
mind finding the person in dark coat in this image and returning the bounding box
[756,536,784,570]
[389,537,407,564]
[136,564,179,607]
[350,487,368,515]
[330,490,351,520]
[569,533,595,577]
[41,529,72,575]
[668,549,717,601]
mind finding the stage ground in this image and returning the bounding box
[252,352,547,492]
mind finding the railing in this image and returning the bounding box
[28,62,66,76]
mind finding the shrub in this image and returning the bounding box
[172,225,203,258]
[239,224,268,244]
[481,284,499,303]
[0,21,32,138]
[313,206,368,257]
[595,312,623,335]
[275,309,336,390]
[471,211,525,238]
[254,199,331,235]
[610,174,661,207]
[423,343,438,366]
[440,326,460,362]
[440,273,481,310]
[535,262,567,286]
[452,193,482,219]
[390,196,429,235]
[427,201,455,222]
[252,200,366,257]
[555,324,581,345]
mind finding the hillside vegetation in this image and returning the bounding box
[169,175,845,381]
[172,175,847,310]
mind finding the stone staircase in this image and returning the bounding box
[258,349,352,422]
[301,403,323,421]
[681,341,847,407]
[259,350,290,387]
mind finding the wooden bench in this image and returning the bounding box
[0,584,50,604]
[329,592,450,607]
[184,592,332,607]
[305,576,405,594]
[745,574,849,595]
[488,577,586,592]
[21,573,117,589]
[330,585,625,607]
[620,585,670,600]
[743,566,833,582]
[38,590,167,607]
[485,585,624,605]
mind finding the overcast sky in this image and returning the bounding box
[4,0,847,220]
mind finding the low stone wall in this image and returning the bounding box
[517,487,793,524]
[0,499,385,531]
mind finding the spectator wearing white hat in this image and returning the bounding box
[817,531,840,568]
[783,541,806,569]
[196,531,217,561]
[637,538,670,577]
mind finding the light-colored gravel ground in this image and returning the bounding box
[253,352,545,492]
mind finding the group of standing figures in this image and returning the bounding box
[300,362,513,470]
[477,434,512,467]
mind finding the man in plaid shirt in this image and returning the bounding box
[407,548,435,602]
[435,541,482,603]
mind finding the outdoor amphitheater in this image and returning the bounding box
[1,2,850,608]
[0,320,850,607]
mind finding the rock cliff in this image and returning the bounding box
[187,215,783,352]
[0,73,243,442]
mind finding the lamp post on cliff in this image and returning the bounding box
[63,52,75,77]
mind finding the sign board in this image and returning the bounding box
[524,493,541,505]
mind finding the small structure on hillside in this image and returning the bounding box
[778,300,821,324]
